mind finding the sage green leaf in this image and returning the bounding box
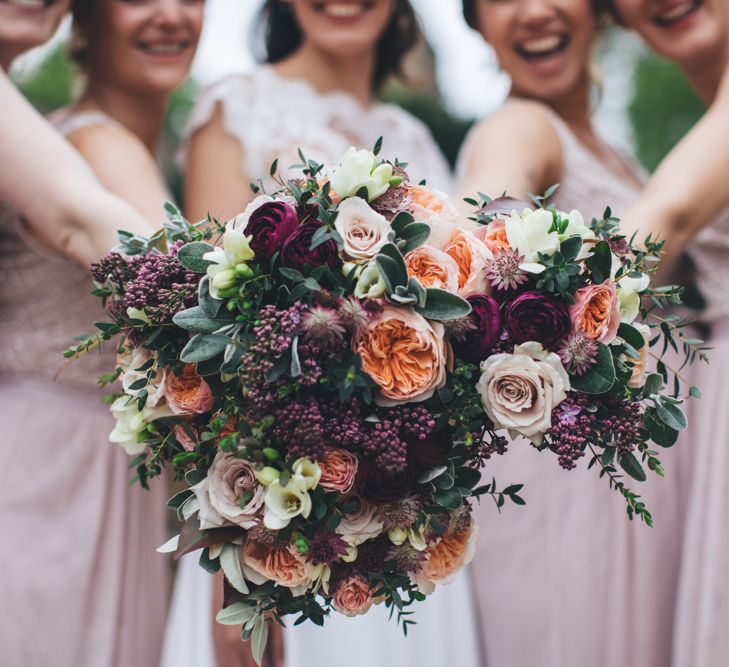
[215,603,257,626]
[181,333,230,363]
[400,222,431,253]
[416,289,471,321]
[173,306,226,334]
[251,616,269,667]
[220,544,249,594]
[656,400,688,431]
[177,242,215,273]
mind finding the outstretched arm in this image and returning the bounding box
[620,71,729,270]
[0,71,153,266]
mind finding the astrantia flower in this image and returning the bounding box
[301,306,346,345]
[558,331,599,376]
[387,542,427,574]
[485,249,529,291]
[307,531,349,566]
[377,495,423,530]
[339,297,372,332]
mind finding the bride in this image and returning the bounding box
[161,2,482,667]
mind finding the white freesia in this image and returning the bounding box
[119,347,166,407]
[388,526,427,551]
[263,479,312,530]
[505,208,560,273]
[476,341,570,445]
[109,396,173,455]
[292,458,322,491]
[560,209,596,241]
[617,273,650,323]
[203,229,255,297]
[353,261,387,299]
[126,307,151,324]
[331,147,393,201]
[334,197,392,262]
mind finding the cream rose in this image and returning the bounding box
[335,497,385,546]
[476,341,570,444]
[192,451,265,530]
[119,347,166,407]
[334,197,392,262]
[109,396,173,455]
[355,305,447,406]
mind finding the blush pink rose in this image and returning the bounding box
[570,280,621,344]
[319,447,359,494]
[332,575,374,617]
[444,229,492,297]
[473,218,511,254]
[165,364,214,415]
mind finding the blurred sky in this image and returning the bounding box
[14,0,644,153]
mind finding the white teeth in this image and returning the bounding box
[322,3,366,18]
[6,0,48,9]
[657,1,694,22]
[141,42,186,55]
[520,35,562,55]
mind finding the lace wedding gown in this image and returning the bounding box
[160,66,483,667]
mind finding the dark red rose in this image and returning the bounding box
[407,426,453,468]
[504,291,571,350]
[243,201,299,260]
[280,223,341,272]
[451,294,502,362]
[357,461,414,505]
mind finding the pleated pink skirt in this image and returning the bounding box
[0,378,168,667]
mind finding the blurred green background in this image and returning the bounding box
[15,42,705,179]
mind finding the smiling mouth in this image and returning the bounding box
[653,0,702,26]
[313,1,375,20]
[515,34,570,60]
[136,40,192,57]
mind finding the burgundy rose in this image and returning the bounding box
[357,461,414,505]
[280,223,341,272]
[504,291,571,350]
[408,426,453,468]
[452,294,502,363]
[243,201,299,260]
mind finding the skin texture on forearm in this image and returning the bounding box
[620,77,729,271]
[0,71,153,266]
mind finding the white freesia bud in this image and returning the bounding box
[126,307,151,323]
[223,229,255,264]
[505,208,560,273]
[617,273,650,323]
[292,458,322,491]
[341,545,358,563]
[407,526,427,552]
[388,527,408,546]
[255,466,281,487]
[263,479,312,530]
[331,147,392,201]
[560,209,595,242]
[109,396,173,455]
[353,262,387,299]
[211,268,236,292]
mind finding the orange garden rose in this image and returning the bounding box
[415,522,479,594]
[474,218,511,254]
[319,447,359,494]
[332,575,375,617]
[165,364,214,415]
[445,229,492,297]
[405,184,459,250]
[241,540,315,596]
[570,280,621,344]
[355,305,447,406]
[404,245,460,292]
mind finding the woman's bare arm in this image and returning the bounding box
[0,71,153,266]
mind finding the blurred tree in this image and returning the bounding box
[628,52,705,172]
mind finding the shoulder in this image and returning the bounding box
[67,123,157,174]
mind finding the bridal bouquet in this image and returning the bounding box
[69,145,698,661]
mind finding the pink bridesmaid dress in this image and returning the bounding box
[456,106,690,667]
[0,202,168,666]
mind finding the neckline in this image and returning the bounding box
[260,65,389,117]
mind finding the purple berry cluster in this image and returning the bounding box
[546,393,594,470]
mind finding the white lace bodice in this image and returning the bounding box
[183,66,452,191]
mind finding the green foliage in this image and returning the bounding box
[629,53,705,172]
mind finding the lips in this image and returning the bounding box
[652,0,702,26]
[1,0,58,8]
[514,33,569,60]
[313,1,375,20]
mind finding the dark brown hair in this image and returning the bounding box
[255,0,420,91]
[69,0,96,65]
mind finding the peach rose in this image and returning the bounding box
[405,185,459,250]
[355,305,447,406]
[474,218,511,254]
[570,280,621,344]
[414,523,479,594]
[404,245,459,292]
[335,497,385,546]
[319,447,359,494]
[240,540,315,596]
[174,424,196,451]
[444,229,492,297]
[627,323,651,389]
[165,364,214,415]
[332,575,374,617]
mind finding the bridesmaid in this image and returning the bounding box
[456,1,684,666]
[603,0,729,663]
[164,2,482,667]
[0,2,172,667]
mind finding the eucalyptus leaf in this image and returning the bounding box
[177,242,215,273]
[619,452,647,482]
[656,400,688,431]
[434,486,463,510]
[569,344,615,394]
[560,235,583,262]
[417,465,448,484]
[618,322,646,350]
